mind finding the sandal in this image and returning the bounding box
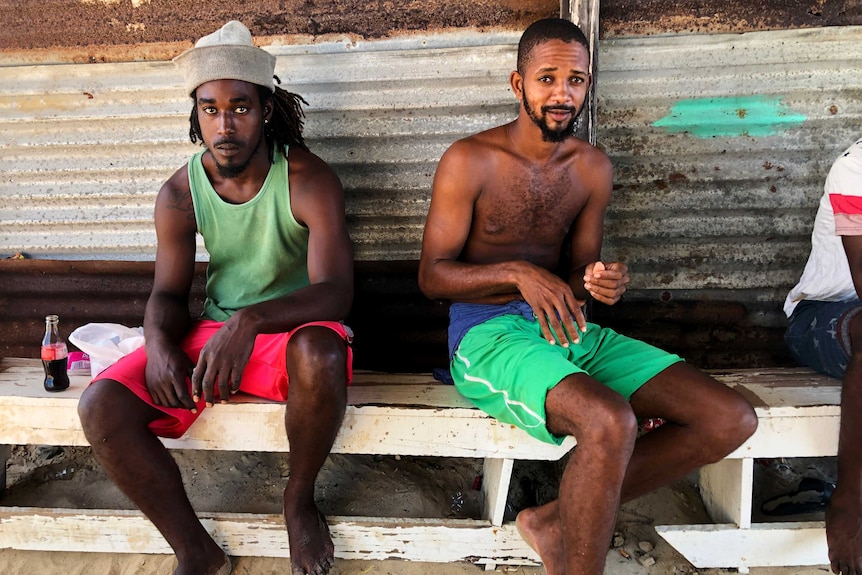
[760,477,835,516]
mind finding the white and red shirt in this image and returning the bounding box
[785,138,862,317]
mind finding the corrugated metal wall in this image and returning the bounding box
[4,24,862,368]
[0,32,522,261]
[597,25,862,313]
[5,26,861,285]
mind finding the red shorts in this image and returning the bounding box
[95,319,354,438]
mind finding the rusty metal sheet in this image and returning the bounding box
[600,0,862,38]
[596,26,862,305]
[0,34,522,261]
[0,0,557,65]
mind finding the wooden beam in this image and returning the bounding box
[0,507,542,565]
[656,522,828,570]
[482,458,514,526]
[560,0,600,144]
[698,458,753,527]
[0,360,575,460]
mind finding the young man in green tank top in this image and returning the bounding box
[77,21,353,575]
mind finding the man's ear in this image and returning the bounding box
[510,70,524,101]
[263,95,274,123]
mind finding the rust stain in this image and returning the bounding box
[600,0,862,38]
[0,0,558,64]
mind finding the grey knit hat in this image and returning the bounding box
[173,21,276,96]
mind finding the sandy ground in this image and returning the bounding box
[0,445,838,575]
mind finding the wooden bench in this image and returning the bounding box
[0,359,842,571]
[0,357,573,568]
[656,367,840,574]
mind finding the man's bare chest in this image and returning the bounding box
[474,167,586,241]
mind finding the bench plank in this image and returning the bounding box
[656,521,827,570]
[0,506,541,565]
[709,369,840,459]
[0,359,575,459]
[0,356,567,564]
[655,368,841,572]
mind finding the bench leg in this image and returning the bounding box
[0,444,10,498]
[482,457,514,527]
[698,457,753,528]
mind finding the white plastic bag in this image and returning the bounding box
[68,323,145,378]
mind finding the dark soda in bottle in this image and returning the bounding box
[41,314,70,392]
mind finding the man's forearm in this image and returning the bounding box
[419,259,523,302]
[230,280,353,336]
[144,293,192,351]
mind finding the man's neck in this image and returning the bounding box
[507,116,571,163]
[205,149,274,204]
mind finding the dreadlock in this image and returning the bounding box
[188,75,309,157]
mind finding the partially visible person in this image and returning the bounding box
[76,21,353,575]
[784,137,862,575]
[418,17,757,575]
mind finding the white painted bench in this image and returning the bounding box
[1,360,841,570]
[0,357,574,567]
[656,367,840,574]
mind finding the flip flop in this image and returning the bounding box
[760,477,835,516]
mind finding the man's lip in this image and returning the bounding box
[215,144,240,155]
[547,110,571,121]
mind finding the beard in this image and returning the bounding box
[210,131,265,179]
[522,91,582,143]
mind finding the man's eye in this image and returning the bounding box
[203,107,216,114]
[236,107,249,114]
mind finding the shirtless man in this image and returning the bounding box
[77,21,353,575]
[418,18,758,575]
[784,136,862,575]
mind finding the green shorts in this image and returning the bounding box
[450,314,683,445]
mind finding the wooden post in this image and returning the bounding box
[560,0,600,145]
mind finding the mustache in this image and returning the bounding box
[212,138,242,147]
[542,105,579,114]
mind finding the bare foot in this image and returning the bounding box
[284,500,335,575]
[516,502,564,575]
[826,488,862,575]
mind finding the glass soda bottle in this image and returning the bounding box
[41,314,70,392]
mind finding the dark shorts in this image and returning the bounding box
[95,319,354,438]
[785,299,862,379]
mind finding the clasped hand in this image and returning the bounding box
[518,260,629,347]
[145,318,254,410]
[584,261,629,305]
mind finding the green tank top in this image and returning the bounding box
[189,149,310,321]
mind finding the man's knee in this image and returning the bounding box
[78,379,142,441]
[699,387,758,462]
[286,326,348,383]
[548,383,637,453]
